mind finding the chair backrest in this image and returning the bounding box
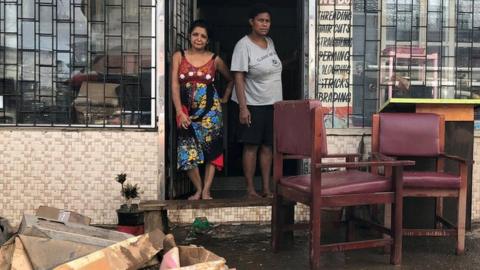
[372,113,444,157]
[274,100,327,157]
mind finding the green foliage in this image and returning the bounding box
[115,173,140,202]
[116,173,127,185]
[121,183,140,200]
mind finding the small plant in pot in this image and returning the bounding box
[116,173,144,227]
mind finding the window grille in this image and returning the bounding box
[317,0,479,128]
[0,0,157,128]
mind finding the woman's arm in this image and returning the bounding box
[234,72,251,125]
[215,57,234,103]
[171,51,190,129]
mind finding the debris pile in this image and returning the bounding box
[0,206,230,270]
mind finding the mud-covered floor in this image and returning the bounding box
[171,223,480,270]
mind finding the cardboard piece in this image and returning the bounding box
[162,234,227,270]
[175,246,226,270]
[19,235,101,270]
[19,215,132,248]
[36,206,91,226]
[10,237,33,270]
[53,229,165,270]
[0,237,15,270]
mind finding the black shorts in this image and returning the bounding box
[234,104,273,146]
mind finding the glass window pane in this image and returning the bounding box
[107,7,121,35]
[22,22,34,49]
[22,52,35,80]
[74,7,87,35]
[22,0,34,19]
[123,24,139,52]
[57,0,70,20]
[5,4,17,32]
[57,23,71,51]
[124,0,139,22]
[40,6,53,34]
[91,23,105,52]
[140,7,152,36]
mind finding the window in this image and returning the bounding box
[317,0,479,128]
[0,0,156,127]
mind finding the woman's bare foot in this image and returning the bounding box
[246,191,262,199]
[202,191,213,200]
[262,191,274,198]
[188,192,201,200]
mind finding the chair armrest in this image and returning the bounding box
[371,152,396,161]
[439,153,474,165]
[284,154,309,160]
[315,160,415,169]
[323,153,361,159]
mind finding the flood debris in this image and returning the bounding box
[53,229,165,270]
[0,218,13,246]
[18,214,131,248]
[0,208,231,270]
[36,206,91,226]
[160,233,229,270]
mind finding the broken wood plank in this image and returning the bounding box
[19,215,132,247]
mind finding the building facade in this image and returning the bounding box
[1,0,480,225]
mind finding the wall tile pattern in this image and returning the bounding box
[0,130,159,225]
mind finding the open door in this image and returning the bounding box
[165,0,195,199]
[166,0,305,199]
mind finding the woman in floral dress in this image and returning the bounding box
[171,20,233,200]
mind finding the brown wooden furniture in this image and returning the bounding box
[272,100,413,270]
[372,112,472,254]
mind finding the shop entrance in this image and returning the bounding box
[165,0,305,199]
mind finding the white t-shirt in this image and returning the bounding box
[231,35,283,105]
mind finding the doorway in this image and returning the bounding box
[166,0,305,199]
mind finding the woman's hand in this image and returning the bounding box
[220,95,230,104]
[177,111,191,129]
[239,107,251,126]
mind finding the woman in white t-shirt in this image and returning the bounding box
[231,3,282,198]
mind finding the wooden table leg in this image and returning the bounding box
[144,210,169,233]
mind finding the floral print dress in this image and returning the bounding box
[177,51,223,171]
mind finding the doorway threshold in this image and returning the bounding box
[140,197,272,211]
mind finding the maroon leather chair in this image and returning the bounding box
[372,113,471,255]
[272,101,413,270]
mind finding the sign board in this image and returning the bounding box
[317,0,353,127]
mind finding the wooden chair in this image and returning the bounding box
[371,113,472,255]
[271,100,413,270]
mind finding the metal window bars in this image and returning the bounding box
[0,0,157,128]
[316,0,480,128]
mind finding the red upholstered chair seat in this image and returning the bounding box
[280,170,391,196]
[403,171,461,189]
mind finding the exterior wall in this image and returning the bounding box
[0,129,160,225]
[1,130,479,225]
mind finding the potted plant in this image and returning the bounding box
[116,173,144,228]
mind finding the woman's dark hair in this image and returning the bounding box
[188,19,212,39]
[248,3,272,19]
